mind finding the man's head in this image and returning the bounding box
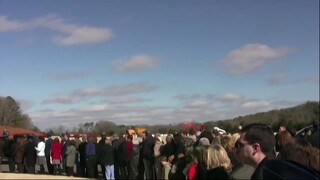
[101,132,106,140]
[64,133,69,140]
[235,123,275,167]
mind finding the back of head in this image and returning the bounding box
[82,134,88,142]
[277,130,293,148]
[220,134,234,153]
[199,130,213,143]
[207,144,232,170]
[241,123,275,155]
[70,139,76,146]
[199,137,210,146]
[165,134,173,143]
[278,138,319,171]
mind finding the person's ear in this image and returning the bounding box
[252,143,260,155]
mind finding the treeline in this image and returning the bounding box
[47,101,319,136]
[0,96,38,131]
[0,95,318,136]
[213,101,319,133]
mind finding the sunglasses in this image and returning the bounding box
[235,140,251,149]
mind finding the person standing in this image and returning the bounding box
[128,135,140,179]
[65,140,77,176]
[4,135,16,172]
[15,137,26,173]
[0,139,4,172]
[2,128,9,139]
[78,134,87,177]
[35,137,46,174]
[105,138,115,180]
[142,131,155,179]
[25,136,37,174]
[45,133,54,174]
[73,134,82,176]
[86,136,97,178]
[62,133,70,174]
[51,137,63,175]
[112,133,121,179]
[97,132,107,179]
[235,123,276,180]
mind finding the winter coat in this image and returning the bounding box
[66,144,77,167]
[15,139,26,163]
[51,141,63,160]
[25,141,37,166]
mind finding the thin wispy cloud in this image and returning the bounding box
[217,43,296,74]
[268,73,286,85]
[43,95,78,104]
[48,72,90,80]
[108,96,148,104]
[217,93,243,103]
[173,93,202,101]
[241,100,271,109]
[42,82,158,104]
[294,75,320,84]
[0,14,113,45]
[0,16,27,31]
[32,92,303,130]
[114,54,159,72]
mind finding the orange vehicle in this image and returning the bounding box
[127,127,146,136]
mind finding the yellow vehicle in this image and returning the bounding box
[127,127,146,136]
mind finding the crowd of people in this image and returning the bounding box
[0,120,319,180]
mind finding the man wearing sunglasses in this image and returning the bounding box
[235,123,276,180]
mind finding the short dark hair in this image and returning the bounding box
[241,123,275,155]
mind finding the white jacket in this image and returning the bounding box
[35,141,45,156]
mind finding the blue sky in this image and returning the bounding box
[0,0,319,130]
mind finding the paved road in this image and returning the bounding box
[0,172,85,179]
[0,163,102,178]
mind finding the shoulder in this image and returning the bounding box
[263,159,320,179]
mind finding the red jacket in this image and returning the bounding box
[188,162,198,180]
[51,141,63,160]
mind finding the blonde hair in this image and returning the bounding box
[207,144,232,170]
[220,134,234,153]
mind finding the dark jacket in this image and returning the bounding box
[117,140,128,166]
[97,140,106,165]
[45,138,53,157]
[160,141,175,158]
[112,138,121,165]
[4,139,15,158]
[142,135,155,160]
[194,163,207,180]
[25,141,37,166]
[78,141,87,167]
[263,159,320,180]
[207,166,229,180]
[104,144,114,165]
[251,157,270,180]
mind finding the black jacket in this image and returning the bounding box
[142,135,155,161]
[25,141,37,166]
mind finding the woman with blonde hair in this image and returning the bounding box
[206,144,232,179]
